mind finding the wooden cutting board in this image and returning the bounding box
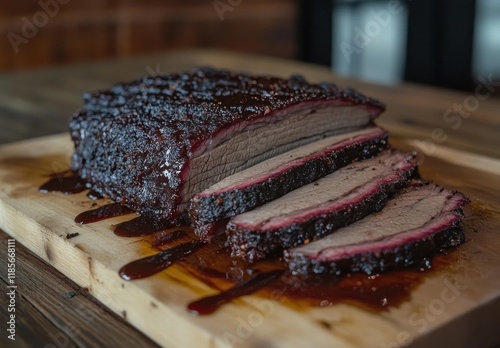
[0,134,499,348]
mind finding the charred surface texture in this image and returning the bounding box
[190,128,388,233]
[70,67,384,221]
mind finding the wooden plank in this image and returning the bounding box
[0,134,500,347]
[0,276,78,348]
[0,231,159,348]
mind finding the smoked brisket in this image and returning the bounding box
[285,183,469,275]
[70,68,384,222]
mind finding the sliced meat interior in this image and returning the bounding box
[190,127,388,235]
[70,68,384,222]
[285,183,469,276]
[184,104,377,205]
[227,150,418,262]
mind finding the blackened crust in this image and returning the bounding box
[70,67,385,221]
[190,130,388,229]
[69,68,384,222]
[285,226,465,276]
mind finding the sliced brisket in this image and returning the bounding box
[70,68,384,222]
[285,183,469,276]
[227,151,418,262]
[190,127,388,237]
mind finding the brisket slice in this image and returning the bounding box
[227,151,417,262]
[190,127,388,237]
[70,67,384,222]
[285,183,469,276]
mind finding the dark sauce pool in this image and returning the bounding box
[39,172,455,315]
[39,175,88,194]
[75,203,133,224]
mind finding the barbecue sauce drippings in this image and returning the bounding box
[152,230,188,247]
[75,203,133,224]
[174,233,429,314]
[39,173,174,236]
[187,270,285,315]
[275,271,420,309]
[39,171,433,316]
[39,175,88,194]
[119,240,204,280]
[113,213,174,237]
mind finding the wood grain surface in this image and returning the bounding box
[0,133,499,348]
[1,50,499,347]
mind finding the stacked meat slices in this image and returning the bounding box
[285,182,468,275]
[69,68,469,276]
[190,129,469,275]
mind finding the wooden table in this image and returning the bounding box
[0,50,499,348]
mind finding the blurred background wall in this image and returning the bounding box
[0,0,298,71]
[1,0,498,93]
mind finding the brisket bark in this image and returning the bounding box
[191,127,388,237]
[70,68,384,222]
[227,151,418,262]
[285,182,469,276]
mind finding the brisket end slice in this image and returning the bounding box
[70,68,385,222]
[190,127,389,235]
[227,151,418,262]
[287,227,465,276]
[285,183,470,276]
